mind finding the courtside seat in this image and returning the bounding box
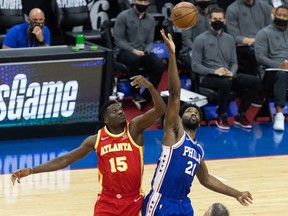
[0,6,24,47]
[51,0,102,46]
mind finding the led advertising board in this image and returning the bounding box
[0,58,104,128]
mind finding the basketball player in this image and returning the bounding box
[141,30,253,216]
[11,75,166,216]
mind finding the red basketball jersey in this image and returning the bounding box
[95,123,143,194]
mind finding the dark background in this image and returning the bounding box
[21,0,233,46]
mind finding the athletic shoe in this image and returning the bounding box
[234,114,252,129]
[273,112,285,131]
[216,115,230,130]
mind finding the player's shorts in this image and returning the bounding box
[93,190,144,216]
[142,190,193,216]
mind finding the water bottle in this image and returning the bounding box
[76,34,85,49]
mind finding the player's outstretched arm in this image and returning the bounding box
[196,160,253,206]
[11,135,97,185]
[129,75,166,133]
[160,29,184,145]
[160,29,181,124]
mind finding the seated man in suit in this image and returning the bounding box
[3,8,50,48]
[192,7,261,130]
[255,5,288,131]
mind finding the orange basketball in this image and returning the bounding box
[171,2,198,29]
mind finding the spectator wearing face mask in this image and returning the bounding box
[2,8,50,48]
[179,0,218,79]
[225,0,273,76]
[114,0,164,110]
[255,5,288,131]
[192,7,262,130]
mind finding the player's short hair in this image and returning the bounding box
[179,103,202,120]
[210,203,229,216]
[100,100,118,120]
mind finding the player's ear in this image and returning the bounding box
[104,117,109,124]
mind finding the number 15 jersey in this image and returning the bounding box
[95,123,144,195]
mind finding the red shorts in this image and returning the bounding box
[93,190,144,216]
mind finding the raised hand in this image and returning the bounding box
[160,29,175,55]
[130,75,153,89]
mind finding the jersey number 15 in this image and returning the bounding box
[109,156,128,173]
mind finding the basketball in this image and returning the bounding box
[171,2,198,29]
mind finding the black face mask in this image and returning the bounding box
[135,4,148,13]
[274,17,288,28]
[29,21,44,32]
[197,1,211,10]
[211,20,225,31]
[27,21,44,44]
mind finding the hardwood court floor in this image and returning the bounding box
[1,155,287,216]
[0,120,288,215]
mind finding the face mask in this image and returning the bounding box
[135,4,148,13]
[29,21,44,32]
[197,1,211,10]
[27,21,44,44]
[274,17,288,28]
[29,22,38,33]
[211,20,224,31]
